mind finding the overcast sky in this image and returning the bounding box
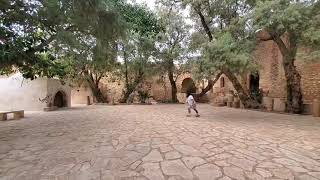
[133,0,193,26]
[135,0,156,9]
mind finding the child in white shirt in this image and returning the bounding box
[186,93,200,117]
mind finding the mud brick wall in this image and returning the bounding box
[254,40,320,103]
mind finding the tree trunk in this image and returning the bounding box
[222,68,260,108]
[198,72,223,97]
[194,6,260,108]
[84,72,107,103]
[91,85,106,103]
[87,79,107,103]
[126,81,143,104]
[123,44,129,92]
[168,73,178,103]
[121,71,144,103]
[168,60,178,103]
[282,56,303,113]
[272,32,303,113]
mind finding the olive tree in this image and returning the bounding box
[253,0,320,113]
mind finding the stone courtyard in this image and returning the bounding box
[0,104,320,180]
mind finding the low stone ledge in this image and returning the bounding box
[43,106,58,112]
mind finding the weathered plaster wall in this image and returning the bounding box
[0,73,48,111]
[71,85,94,105]
[0,73,71,111]
[47,79,71,107]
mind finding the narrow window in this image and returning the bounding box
[220,77,225,88]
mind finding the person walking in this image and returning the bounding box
[186,93,200,117]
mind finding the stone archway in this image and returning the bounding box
[249,73,260,94]
[53,91,67,108]
[181,78,196,94]
[248,72,262,103]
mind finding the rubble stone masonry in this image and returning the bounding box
[254,40,320,103]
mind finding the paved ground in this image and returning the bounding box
[0,104,320,180]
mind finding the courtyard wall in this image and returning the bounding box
[254,40,320,103]
[0,73,71,111]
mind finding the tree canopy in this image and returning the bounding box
[0,0,123,78]
[252,0,320,113]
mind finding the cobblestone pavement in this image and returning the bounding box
[1,104,320,180]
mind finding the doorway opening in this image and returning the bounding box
[181,78,196,94]
[249,72,261,102]
[53,91,67,108]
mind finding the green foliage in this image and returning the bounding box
[155,6,191,79]
[0,0,123,79]
[253,0,320,60]
[19,53,68,80]
[118,2,163,37]
[300,2,320,60]
[176,0,258,79]
[115,4,162,101]
[137,90,150,103]
[202,32,257,74]
[253,0,311,35]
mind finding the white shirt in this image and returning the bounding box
[186,95,195,106]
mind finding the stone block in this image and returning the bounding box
[87,96,91,105]
[303,103,312,115]
[262,97,274,111]
[227,94,234,103]
[273,98,285,112]
[0,110,24,120]
[44,106,58,112]
[13,111,24,120]
[313,99,320,117]
[0,113,7,121]
[240,101,245,109]
[227,102,232,107]
[233,101,240,108]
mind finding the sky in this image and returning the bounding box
[135,0,156,9]
[133,0,194,27]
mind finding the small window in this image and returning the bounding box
[220,77,225,88]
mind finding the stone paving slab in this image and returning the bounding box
[0,104,320,180]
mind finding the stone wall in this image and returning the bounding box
[47,79,72,108]
[0,73,47,111]
[71,85,94,105]
[100,78,125,103]
[296,60,320,103]
[254,40,287,98]
[71,43,320,106]
[0,73,71,111]
[149,76,172,102]
[72,72,204,104]
[254,40,320,103]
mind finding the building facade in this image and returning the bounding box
[0,73,71,111]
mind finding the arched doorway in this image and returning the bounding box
[53,91,67,108]
[181,78,196,94]
[249,72,262,103]
[249,73,260,94]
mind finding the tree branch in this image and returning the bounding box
[193,6,213,41]
[269,31,289,56]
[198,72,223,97]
